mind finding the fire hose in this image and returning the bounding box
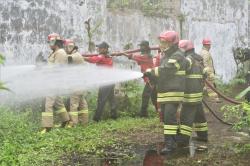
[82,47,160,57]
[202,99,233,126]
[205,80,241,105]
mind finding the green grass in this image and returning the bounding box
[0,108,159,165]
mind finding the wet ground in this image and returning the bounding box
[63,99,250,166]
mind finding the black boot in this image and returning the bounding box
[194,131,208,142]
[160,136,176,155]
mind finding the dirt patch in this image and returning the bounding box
[63,99,250,165]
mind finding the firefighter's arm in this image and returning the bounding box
[145,57,180,77]
[84,55,102,63]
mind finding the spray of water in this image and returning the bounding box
[0,65,143,103]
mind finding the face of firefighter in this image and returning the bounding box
[65,45,75,54]
[97,47,108,54]
[159,40,173,52]
[48,40,57,50]
[204,44,211,51]
[140,45,150,54]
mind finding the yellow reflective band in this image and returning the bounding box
[69,112,79,116]
[186,74,203,79]
[184,93,203,98]
[175,71,186,75]
[56,108,67,114]
[180,130,192,136]
[193,127,208,131]
[157,97,184,102]
[164,125,178,130]
[158,92,184,98]
[180,125,192,131]
[208,92,218,97]
[42,112,53,117]
[168,59,177,63]
[183,98,202,103]
[164,130,177,135]
[154,67,159,77]
[193,122,208,127]
[168,59,180,70]
[186,57,192,70]
[79,109,88,114]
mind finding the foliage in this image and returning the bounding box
[221,102,250,131]
[0,53,10,92]
[0,53,5,65]
[215,72,246,97]
[107,0,170,17]
[0,107,159,165]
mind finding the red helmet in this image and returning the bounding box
[63,39,75,46]
[202,38,211,45]
[47,33,62,41]
[158,31,179,44]
[178,40,194,51]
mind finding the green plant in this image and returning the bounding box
[0,107,159,165]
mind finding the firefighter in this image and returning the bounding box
[121,40,157,117]
[64,39,89,126]
[178,40,208,146]
[84,42,117,122]
[145,31,188,154]
[200,38,221,102]
[41,33,70,134]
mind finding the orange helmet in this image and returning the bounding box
[47,33,62,41]
[63,39,75,46]
[158,31,179,44]
[179,40,194,51]
[202,38,211,45]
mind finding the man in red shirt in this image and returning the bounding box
[123,41,157,117]
[84,42,117,121]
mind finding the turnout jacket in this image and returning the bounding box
[150,45,189,104]
[184,51,205,104]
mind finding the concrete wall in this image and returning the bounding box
[0,0,178,65]
[181,0,248,82]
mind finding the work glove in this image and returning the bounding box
[143,68,152,78]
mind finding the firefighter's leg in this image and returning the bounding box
[161,103,179,155]
[140,83,151,117]
[41,96,55,131]
[78,94,89,125]
[206,74,220,102]
[93,86,110,122]
[54,96,70,127]
[69,93,80,125]
[178,104,197,146]
[107,85,117,120]
[193,103,208,142]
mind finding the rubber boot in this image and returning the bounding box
[194,131,208,142]
[160,136,176,155]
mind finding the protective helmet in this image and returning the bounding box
[63,39,75,46]
[158,31,179,44]
[178,40,194,51]
[202,38,211,45]
[47,33,62,41]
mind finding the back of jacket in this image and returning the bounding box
[184,51,204,104]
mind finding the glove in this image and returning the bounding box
[143,68,152,78]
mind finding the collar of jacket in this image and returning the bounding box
[202,46,210,52]
[163,44,179,57]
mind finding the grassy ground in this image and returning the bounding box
[0,108,160,165]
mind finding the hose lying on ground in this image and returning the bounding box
[202,99,233,126]
[205,80,241,105]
